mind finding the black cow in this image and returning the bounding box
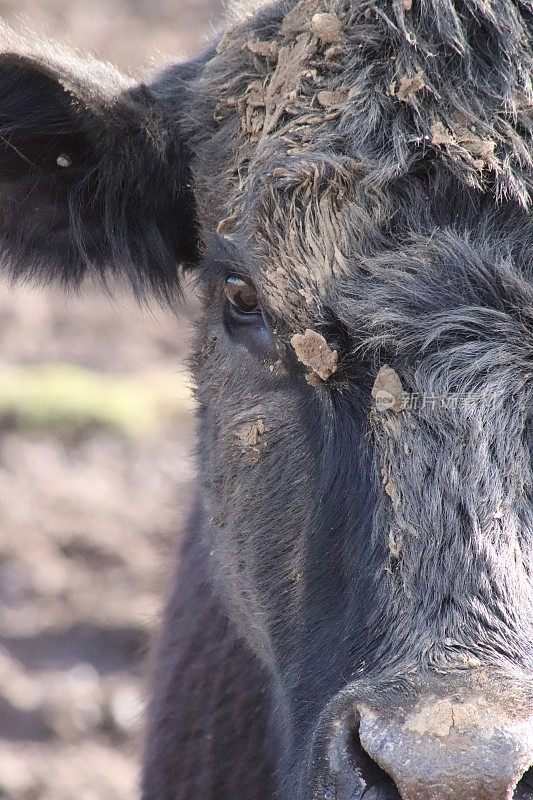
[0,1,532,798]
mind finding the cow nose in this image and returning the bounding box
[357,695,533,800]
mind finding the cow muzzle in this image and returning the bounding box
[307,678,533,800]
[358,695,533,800]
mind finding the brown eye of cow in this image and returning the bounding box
[224,275,261,315]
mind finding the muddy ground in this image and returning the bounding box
[0,2,223,798]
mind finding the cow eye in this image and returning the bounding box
[222,273,274,358]
[224,275,261,316]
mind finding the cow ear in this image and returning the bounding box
[0,35,198,303]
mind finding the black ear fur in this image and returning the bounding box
[0,28,198,303]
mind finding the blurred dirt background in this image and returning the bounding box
[0,2,223,797]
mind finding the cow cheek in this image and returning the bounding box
[192,328,317,664]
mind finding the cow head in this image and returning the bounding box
[0,2,532,798]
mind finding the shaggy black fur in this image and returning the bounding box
[0,2,532,799]
[0,27,199,301]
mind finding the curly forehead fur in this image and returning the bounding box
[188,0,532,322]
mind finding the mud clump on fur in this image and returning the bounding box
[431,119,497,171]
[263,33,318,134]
[388,530,402,559]
[246,39,279,60]
[431,120,453,147]
[226,0,351,151]
[372,366,406,413]
[317,86,349,109]
[280,0,323,38]
[235,418,266,464]
[291,328,338,383]
[385,480,400,506]
[310,12,343,44]
[236,418,266,447]
[237,32,320,140]
[390,71,426,102]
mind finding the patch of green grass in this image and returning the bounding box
[0,363,194,437]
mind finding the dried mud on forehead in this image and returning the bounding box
[211,0,531,332]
